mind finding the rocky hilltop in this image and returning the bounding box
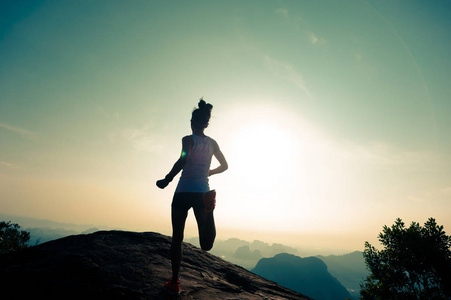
[0,230,311,300]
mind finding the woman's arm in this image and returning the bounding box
[209,140,228,177]
[156,136,193,189]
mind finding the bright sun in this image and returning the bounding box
[209,103,349,234]
[210,102,369,238]
[229,120,300,191]
[212,105,314,231]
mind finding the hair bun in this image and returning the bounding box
[198,99,207,109]
[192,98,213,128]
[198,98,213,111]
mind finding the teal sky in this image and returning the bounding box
[1,0,450,253]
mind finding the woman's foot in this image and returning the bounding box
[164,278,181,295]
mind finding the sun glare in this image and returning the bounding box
[210,103,360,234]
[229,120,300,190]
[213,105,316,231]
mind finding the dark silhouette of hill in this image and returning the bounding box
[316,251,367,299]
[0,231,311,300]
[252,253,351,300]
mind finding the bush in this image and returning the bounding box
[360,218,451,300]
[0,221,31,254]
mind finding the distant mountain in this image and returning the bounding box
[0,214,103,232]
[27,227,101,245]
[186,236,300,269]
[27,227,80,245]
[316,251,368,299]
[252,253,351,300]
[0,231,311,299]
[250,240,300,257]
[0,214,112,246]
[234,245,263,260]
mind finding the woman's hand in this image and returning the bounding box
[156,178,170,189]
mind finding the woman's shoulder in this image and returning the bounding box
[181,135,194,145]
[205,135,217,143]
[206,136,220,151]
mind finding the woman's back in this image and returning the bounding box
[176,135,215,193]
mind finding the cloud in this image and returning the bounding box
[0,161,19,170]
[274,8,327,47]
[309,32,328,46]
[405,186,451,208]
[97,106,119,119]
[108,122,165,153]
[353,51,363,61]
[0,122,38,139]
[262,55,312,98]
[275,8,289,18]
[335,141,434,167]
[123,127,155,152]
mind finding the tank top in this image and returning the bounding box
[175,135,215,193]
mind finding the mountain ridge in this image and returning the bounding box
[252,253,351,300]
[316,251,367,299]
[0,230,311,300]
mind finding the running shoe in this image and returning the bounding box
[164,278,180,295]
[203,190,216,212]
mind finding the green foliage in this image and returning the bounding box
[360,218,451,300]
[0,221,31,254]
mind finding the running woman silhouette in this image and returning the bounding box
[156,99,228,295]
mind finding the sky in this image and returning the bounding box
[1,0,450,254]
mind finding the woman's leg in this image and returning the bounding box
[194,207,216,251]
[171,208,188,280]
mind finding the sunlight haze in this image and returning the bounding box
[1,0,450,254]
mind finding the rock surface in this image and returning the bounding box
[0,231,311,300]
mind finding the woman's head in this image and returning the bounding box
[191,99,213,129]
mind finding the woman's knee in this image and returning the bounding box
[200,241,213,251]
[199,235,215,251]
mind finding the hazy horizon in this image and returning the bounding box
[1,1,450,256]
[0,212,364,256]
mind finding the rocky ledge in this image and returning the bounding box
[0,230,311,299]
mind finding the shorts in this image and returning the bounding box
[172,192,205,212]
